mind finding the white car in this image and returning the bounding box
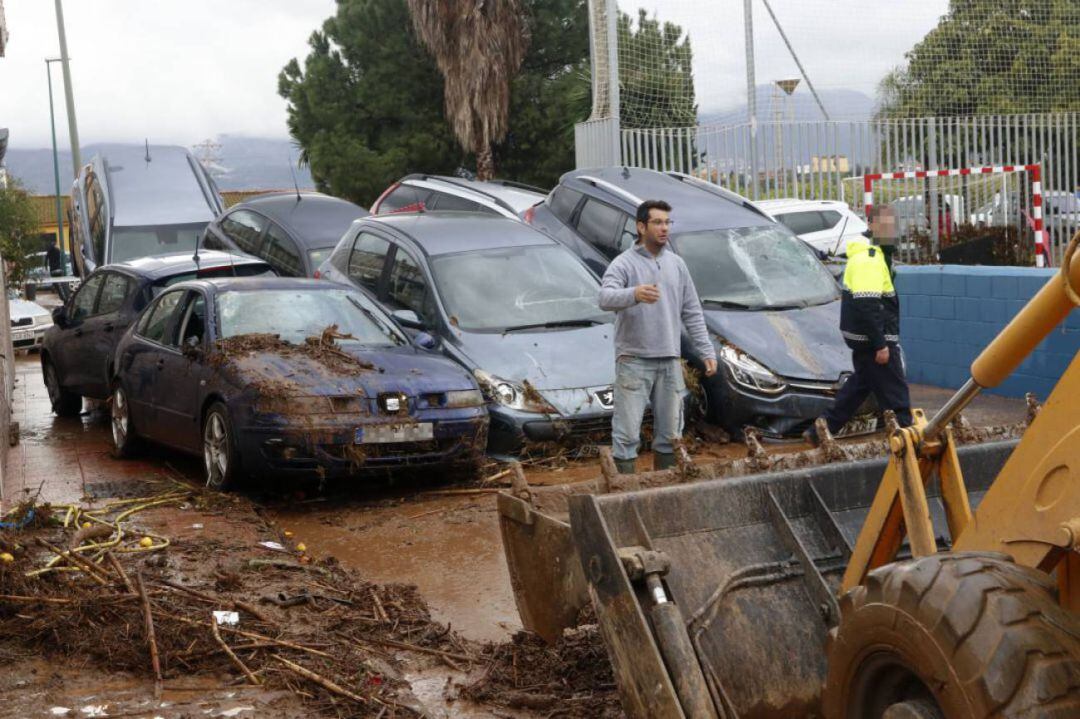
[8,291,53,351]
[755,199,868,256]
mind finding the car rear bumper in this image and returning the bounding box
[236,412,488,477]
[11,324,51,350]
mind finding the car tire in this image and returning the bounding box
[44,357,82,417]
[203,402,242,492]
[110,383,140,458]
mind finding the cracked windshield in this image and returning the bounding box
[217,289,401,346]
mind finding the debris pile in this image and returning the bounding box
[213,325,376,375]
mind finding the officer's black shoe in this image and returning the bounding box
[802,425,821,448]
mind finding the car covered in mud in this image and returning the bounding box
[317,212,622,458]
[108,277,488,489]
[527,166,861,437]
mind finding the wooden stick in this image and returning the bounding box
[105,551,135,594]
[134,571,163,698]
[234,600,275,625]
[369,588,388,624]
[416,487,501,497]
[155,611,332,658]
[0,594,76,604]
[338,632,474,663]
[212,615,260,685]
[271,654,372,706]
[37,539,110,585]
[246,558,329,575]
[481,467,514,485]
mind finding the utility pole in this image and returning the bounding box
[54,0,81,178]
[46,59,65,255]
[743,0,758,199]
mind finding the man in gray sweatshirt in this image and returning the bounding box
[599,200,717,473]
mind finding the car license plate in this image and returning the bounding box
[12,330,31,342]
[355,422,434,444]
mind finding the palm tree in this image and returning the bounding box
[407,0,528,180]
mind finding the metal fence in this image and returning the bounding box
[617,113,1080,264]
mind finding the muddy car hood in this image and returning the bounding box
[453,324,615,391]
[225,346,477,397]
[704,300,851,382]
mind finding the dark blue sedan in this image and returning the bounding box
[109,277,488,489]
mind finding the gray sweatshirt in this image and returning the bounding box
[598,244,716,362]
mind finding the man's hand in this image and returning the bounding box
[875,346,890,365]
[704,358,718,377]
[634,284,660,304]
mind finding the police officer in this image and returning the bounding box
[804,233,912,445]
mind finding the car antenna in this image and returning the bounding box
[144,139,151,163]
[289,154,302,203]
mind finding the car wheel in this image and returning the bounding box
[110,384,140,457]
[44,358,82,417]
[203,402,241,491]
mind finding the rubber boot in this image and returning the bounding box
[653,452,677,471]
[614,457,637,475]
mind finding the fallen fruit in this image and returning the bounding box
[82,522,92,529]
[284,530,294,538]
[0,552,14,563]
[139,537,154,548]
[296,543,307,553]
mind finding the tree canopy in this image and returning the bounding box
[618,9,697,129]
[0,181,42,287]
[878,0,1080,118]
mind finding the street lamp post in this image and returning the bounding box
[45,58,66,259]
[54,0,81,178]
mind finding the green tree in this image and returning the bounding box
[878,0,1080,118]
[618,9,697,129]
[0,181,41,288]
[278,0,460,205]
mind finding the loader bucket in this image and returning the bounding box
[565,439,1018,718]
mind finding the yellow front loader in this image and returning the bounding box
[503,235,1080,717]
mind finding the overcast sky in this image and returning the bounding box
[0,1,948,151]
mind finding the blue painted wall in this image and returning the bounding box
[894,265,1080,398]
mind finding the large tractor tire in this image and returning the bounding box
[824,552,1080,719]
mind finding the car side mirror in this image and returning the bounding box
[182,335,203,358]
[51,306,68,328]
[413,332,438,350]
[391,309,425,330]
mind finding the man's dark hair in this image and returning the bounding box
[636,200,672,225]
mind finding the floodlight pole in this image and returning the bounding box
[46,59,65,254]
[54,0,82,178]
[743,0,758,199]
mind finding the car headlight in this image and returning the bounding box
[473,369,557,413]
[32,315,52,327]
[719,343,786,394]
[444,389,484,408]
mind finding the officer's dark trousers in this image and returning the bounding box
[824,344,912,434]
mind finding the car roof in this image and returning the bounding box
[99,145,218,227]
[232,193,369,249]
[104,250,268,280]
[559,167,773,232]
[400,174,547,214]
[362,211,556,256]
[755,199,849,213]
[177,276,345,294]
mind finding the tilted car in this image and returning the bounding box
[109,277,488,489]
[371,174,546,219]
[41,251,274,416]
[526,166,863,438]
[201,192,369,277]
[317,212,620,458]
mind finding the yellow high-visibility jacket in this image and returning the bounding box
[839,237,900,350]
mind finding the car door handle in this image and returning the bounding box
[74,328,83,337]
[156,358,166,369]
[103,323,114,333]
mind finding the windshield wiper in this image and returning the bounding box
[701,299,759,310]
[502,319,604,333]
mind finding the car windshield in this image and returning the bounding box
[308,248,332,270]
[152,264,275,296]
[430,245,608,331]
[110,223,208,263]
[217,289,404,347]
[676,225,839,309]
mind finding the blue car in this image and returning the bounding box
[109,277,488,489]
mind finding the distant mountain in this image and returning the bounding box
[3,135,316,195]
[699,86,878,126]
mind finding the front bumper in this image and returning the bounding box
[236,410,488,478]
[487,405,617,458]
[709,371,840,438]
[11,323,51,350]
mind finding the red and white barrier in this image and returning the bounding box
[863,164,1048,267]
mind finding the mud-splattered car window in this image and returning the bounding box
[217,289,403,347]
[676,226,839,310]
[430,245,608,331]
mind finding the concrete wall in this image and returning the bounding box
[895,265,1080,399]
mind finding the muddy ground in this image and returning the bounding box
[0,353,1029,718]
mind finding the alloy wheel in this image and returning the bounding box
[111,387,129,448]
[203,413,229,486]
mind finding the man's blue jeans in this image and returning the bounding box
[612,356,685,460]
